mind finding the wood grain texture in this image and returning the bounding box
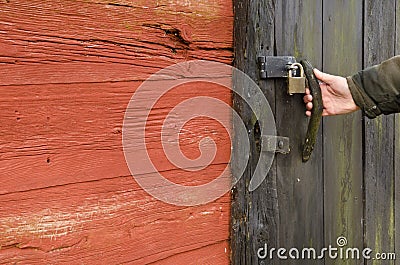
[396,1,400,263]
[274,2,324,264]
[230,2,252,264]
[395,110,400,265]
[0,0,233,85]
[0,0,233,264]
[230,2,250,263]
[322,1,364,264]
[232,2,400,265]
[231,0,278,264]
[0,81,231,194]
[0,174,230,264]
[364,1,396,264]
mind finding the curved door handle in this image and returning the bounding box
[300,60,323,162]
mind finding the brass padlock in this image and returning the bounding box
[287,63,306,95]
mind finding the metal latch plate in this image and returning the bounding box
[261,135,290,154]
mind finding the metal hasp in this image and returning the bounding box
[257,56,294,156]
[258,56,297,79]
[257,57,322,162]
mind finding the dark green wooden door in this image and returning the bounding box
[231,1,400,264]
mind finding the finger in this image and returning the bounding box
[303,94,313,103]
[306,110,312,117]
[305,88,311,95]
[306,102,313,110]
[313,68,336,84]
[319,83,329,90]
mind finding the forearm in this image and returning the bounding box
[347,55,400,118]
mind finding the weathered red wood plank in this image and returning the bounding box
[153,241,229,265]
[0,175,230,264]
[0,0,233,263]
[0,0,233,85]
[0,81,231,194]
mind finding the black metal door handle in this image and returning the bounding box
[300,60,323,162]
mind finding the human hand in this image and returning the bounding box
[304,69,360,116]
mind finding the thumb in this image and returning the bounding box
[313,68,335,83]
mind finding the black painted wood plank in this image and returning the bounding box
[274,1,324,264]
[231,0,278,264]
[395,1,400,264]
[322,1,364,265]
[232,1,400,264]
[364,1,396,264]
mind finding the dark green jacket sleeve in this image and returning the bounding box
[346,55,400,118]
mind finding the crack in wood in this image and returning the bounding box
[107,2,134,8]
[142,23,191,47]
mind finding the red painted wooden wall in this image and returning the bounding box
[0,1,233,264]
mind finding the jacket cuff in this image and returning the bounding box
[346,76,382,119]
